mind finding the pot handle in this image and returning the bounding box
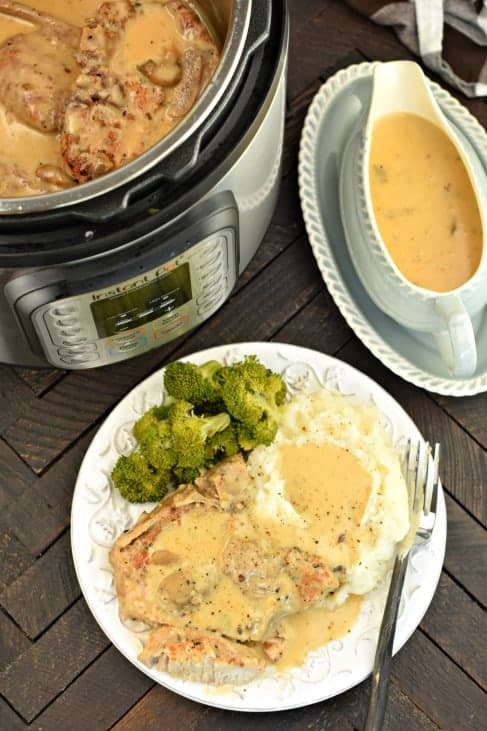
[56,174,163,223]
[243,0,273,58]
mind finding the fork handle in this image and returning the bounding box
[364,551,409,731]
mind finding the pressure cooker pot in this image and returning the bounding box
[0,0,288,368]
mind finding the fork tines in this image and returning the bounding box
[406,440,440,541]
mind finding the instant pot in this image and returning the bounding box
[0,0,288,368]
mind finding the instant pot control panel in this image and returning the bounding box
[34,231,235,368]
[7,197,238,368]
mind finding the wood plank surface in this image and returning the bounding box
[0,1,486,730]
[443,494,487,607]
[0,611,30,674]
[31,647,153,731]
[0,698,28,731]
[0,601,109,721]
[1,532,79,639]
[420,572,486,690]
[391,630,486,731]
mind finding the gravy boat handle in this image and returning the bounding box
[434,296,477,378]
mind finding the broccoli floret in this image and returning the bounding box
[133,407,168,447]
[205,424,240,462]
[163,359,223,405]
[133,407,177,473]
[112,356,287,503]
[111,452,169,503]
[172,465,202,485]
[112,400,231,501]
[235,419,278,451]
[221,355,286,432]
[167,400,231,468]
[235,422,258,452]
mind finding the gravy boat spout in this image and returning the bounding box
[366,60,451,134]
[364,60,480,197]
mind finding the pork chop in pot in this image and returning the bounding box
[0,0,221,195]
[0,0,80,133]
[61,0,220,182]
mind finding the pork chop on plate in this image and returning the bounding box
[110,455,341,685]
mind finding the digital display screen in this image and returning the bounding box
[90,263,192,338]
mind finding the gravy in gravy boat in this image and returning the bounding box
[369,112,483,293]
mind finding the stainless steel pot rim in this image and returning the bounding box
[0,0,252,216]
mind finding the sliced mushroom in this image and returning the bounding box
[167,48,202,118]
[139,58,182,88]
[151,549,179,565]
[159,571,194,606]
[36,164,74,189]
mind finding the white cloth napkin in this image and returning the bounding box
[347,0,487,97]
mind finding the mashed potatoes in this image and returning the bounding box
[247,387,410,607]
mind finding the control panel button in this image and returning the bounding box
[197,251,224,271]
[118,341,139,352]
[154,320,182,338]
[196,297,223,315]
[108,335,148,356]
[60,352,100,365]
[113,319,133,330]
[199,262,224,284]
[196,285,225,305]
[199,274,225,293]
[199,245,223,260]
[58,343,98,356]
[62,337,88,346]
[195,241,222,260]
[192,237,227,266]
[197,300,221,314]
[114,334,138,345]
[59,327,83,337]
[52,305,77,317]
[55,316,80,328]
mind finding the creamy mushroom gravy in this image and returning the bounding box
[0,0,219,196]
[272,443,369,669]
[2,0,100,27]
[369,112,483,292]
[275,595,362,670]
[0,107,60,196]
[142,443,370,667]
[278,443,373,568]
[0,1,98,195]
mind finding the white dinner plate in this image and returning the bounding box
[71,342,446,712]
[299,62,487,395]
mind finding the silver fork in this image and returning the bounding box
[364,440,440,731]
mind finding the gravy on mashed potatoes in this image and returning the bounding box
[369,112,483,293]
[248,388,410,606]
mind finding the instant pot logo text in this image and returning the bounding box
[90,265,176,301]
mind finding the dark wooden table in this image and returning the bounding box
[1,2,486,729]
